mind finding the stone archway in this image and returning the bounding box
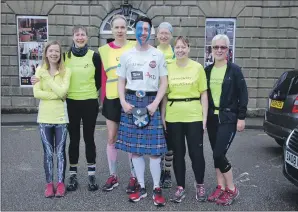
[99,6,155,46]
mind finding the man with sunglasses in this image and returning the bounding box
[204,34,248,206]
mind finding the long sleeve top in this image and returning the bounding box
[33,66,71,124]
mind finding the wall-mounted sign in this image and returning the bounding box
[204,18,236,67]
[17,16,48,87]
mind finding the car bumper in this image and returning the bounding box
[263,120,292,141]
[283,149,298,187]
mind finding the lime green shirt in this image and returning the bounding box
[33,66,71,124]
[157,44,175,64]
[210,65,227,114]
[166,59,207,122]
[64,50,98,100]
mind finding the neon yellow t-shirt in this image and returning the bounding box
[166,59,207,122]
[157,44,175,64]
[210,65,227,114]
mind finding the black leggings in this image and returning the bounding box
[66,98,99,165]
[207,114,236,173]
[166,121,205,188]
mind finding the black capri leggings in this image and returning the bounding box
[207,113,236,173]
[166,121,205,188]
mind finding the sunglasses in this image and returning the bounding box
[212,45,228,50]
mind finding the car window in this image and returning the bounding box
[269,72,290,100]
[289,76,298,95]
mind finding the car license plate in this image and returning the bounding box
[285,151,298,169]
[270,100,284,109]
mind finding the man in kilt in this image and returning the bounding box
[115,16,168,206]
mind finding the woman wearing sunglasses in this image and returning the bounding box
[205,34,248,206]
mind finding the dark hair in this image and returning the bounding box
[67,25,88,59]
[174,36,190,47]
[134,16,152,29]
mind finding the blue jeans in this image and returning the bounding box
[39,123,68,183]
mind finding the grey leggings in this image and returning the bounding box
[39,123,68,183]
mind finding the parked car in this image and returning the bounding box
[283,126,298,187]
[263,70,298,146]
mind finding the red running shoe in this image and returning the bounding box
[102,175,119,191]
[126,177,140,194]
[153,187,166,206]
[129,187,147,202]
[207,185,224,202]
[216,186,239,206]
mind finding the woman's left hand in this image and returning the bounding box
[237,119,245,132]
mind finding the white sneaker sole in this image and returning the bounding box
[103,182,119,191]
[129,193,147,202]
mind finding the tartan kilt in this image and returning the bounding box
[115,93,167,156]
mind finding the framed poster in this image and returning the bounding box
[204,18,236,67]
[17,16,48,87]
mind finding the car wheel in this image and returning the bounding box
[275,138,284,146]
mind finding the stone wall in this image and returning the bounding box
[1,0,298,116]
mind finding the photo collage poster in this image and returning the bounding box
[204,18,236,67]
[17,16,48,86]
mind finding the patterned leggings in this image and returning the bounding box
[39,123,68,183]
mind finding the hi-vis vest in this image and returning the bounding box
[157,44,175,64]
[98,40,136,99]
[64,50,97,100]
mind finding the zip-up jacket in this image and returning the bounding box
[205,61,248,124]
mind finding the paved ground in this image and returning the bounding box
[1,126,298,211]
[1,113,264,129]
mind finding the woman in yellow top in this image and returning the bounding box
[161,36,208,203]
[98,15,139,193]
[32,25,102,192]
[156,22,175,189]
[33,40,71,198]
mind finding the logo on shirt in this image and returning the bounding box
[84,64,89,68]
[149,60,156,68]
[145,72,156,80]
[116,57,120,61]
[131,71,143,80]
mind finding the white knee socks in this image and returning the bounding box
[132,156,145,188]
[150,157,161,189]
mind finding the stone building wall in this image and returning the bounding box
[1,0,298,116]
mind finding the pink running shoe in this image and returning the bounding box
[44,183,54,198]
[55,182,66,197]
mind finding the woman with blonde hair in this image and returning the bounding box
[33,40,71,198]
[32,25,102,192]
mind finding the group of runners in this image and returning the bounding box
[32,14,248,207]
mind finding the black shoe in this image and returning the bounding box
[163,171,172,188]
[88,175,99,191]
[67,174,78,191]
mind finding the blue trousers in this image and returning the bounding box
[39,123,68,183]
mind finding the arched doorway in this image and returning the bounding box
[99,6,155,46]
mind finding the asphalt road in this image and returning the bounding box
[1,126,298,211]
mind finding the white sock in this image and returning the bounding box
[150,157,161,189]
[132,156,145,188]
